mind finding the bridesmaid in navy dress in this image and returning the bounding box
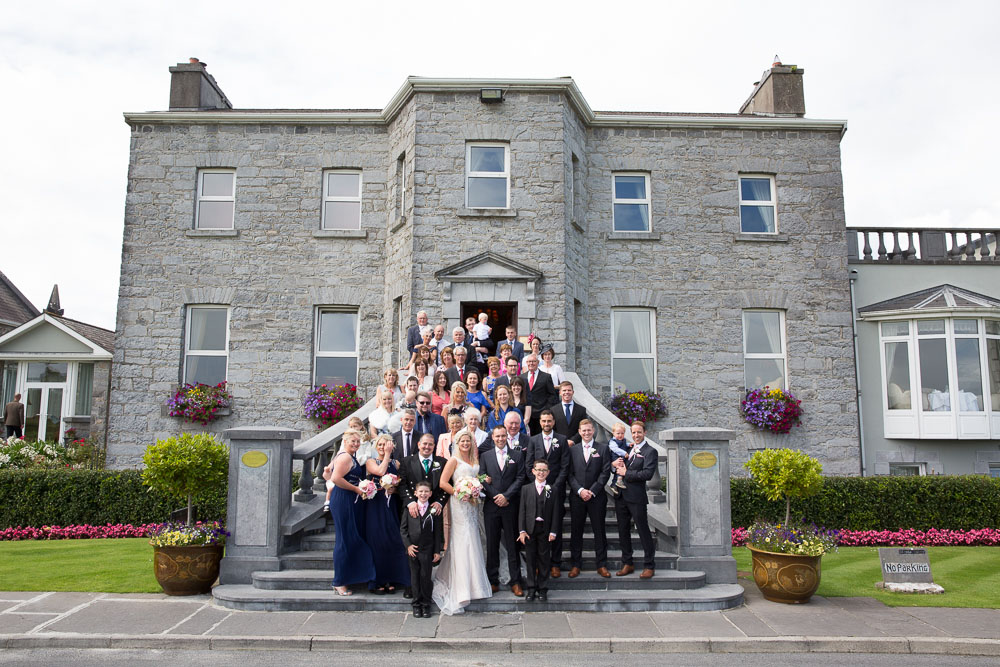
[329,428,376,595]
[365,434,411,594]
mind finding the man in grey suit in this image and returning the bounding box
[4,393,25,438]
[499,325,525,363]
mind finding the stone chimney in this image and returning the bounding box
[739,57,805,117]
[168,58,233,111]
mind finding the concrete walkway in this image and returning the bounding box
[1,584,998,656]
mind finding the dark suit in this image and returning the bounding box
[615,441,658,570]
[492,374,520,392]
[398,453,449,510]
[499,339,525,363]
[525,431,570,568]
[467,334,494,374]
[520,370,557,434]
[444,363,474,391]
[550,402,588,443]
[400,503,443,608]
[567,440,611,570]
[413,410,447,443]
[392,429,422,460]
[518,481,558,594]
[406,324,424,355]
[479,445,525,586]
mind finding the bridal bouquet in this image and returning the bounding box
[357,479,378,500]
[379,473,400,491]
[454,477,483,504]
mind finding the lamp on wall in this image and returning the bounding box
[480,88,504,104]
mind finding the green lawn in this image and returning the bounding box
[734,546,1000,608]
[0,538,161,593]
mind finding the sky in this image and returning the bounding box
[2,0,998,331]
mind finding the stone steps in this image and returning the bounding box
[211,583,745,612]
[252,568,706,591]
[280,548,679,571]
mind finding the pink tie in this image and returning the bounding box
[529,373,535,390]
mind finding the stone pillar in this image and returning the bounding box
[659,427,737,584]
[219,427,300,585]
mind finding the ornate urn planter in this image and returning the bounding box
[748,546,822,604]
[153,545,224,595]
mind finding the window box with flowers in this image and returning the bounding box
[165,382,232,424]
[303,383,365,427]
[606,389,668,425]
[740,387,802,434]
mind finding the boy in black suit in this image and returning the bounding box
[400,480,443,617]
[517,460,558,601]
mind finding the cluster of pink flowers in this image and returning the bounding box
[732,526,1000,547]
[0,523,161,541]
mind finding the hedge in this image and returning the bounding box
[731,475,1000,530]
[0,469,227,529]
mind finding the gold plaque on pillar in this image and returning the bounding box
[691,451,717,469]
[241,450,268,468]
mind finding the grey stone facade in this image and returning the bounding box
[109,65,859,472]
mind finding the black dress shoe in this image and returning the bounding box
[422,605,432,617]
[537,590,548,601]
[403,587,413,599]
[526,591,536,601]
[412,606,422,617]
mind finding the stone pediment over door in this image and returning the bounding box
[433,252,542,328]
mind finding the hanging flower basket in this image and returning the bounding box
[606,389,668,425]
[167,382,232,425]
[741,387,802,434]
[303,384,364,426]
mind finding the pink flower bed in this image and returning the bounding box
[1,523,161,541]
[732,527,1000,547]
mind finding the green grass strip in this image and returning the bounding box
[0,538,160,593]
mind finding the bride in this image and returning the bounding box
[432,430,492,614]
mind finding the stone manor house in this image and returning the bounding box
[109,59,859,471]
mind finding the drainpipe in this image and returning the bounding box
[849,269,866,476]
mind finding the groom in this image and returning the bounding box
[479,425,526,596]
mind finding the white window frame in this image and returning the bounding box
[183,305,230,385]
[876,316,999,440]
[742,310,788,391]
[465,142,510,209]
[990,463,1000,478]
[739,174,778,234]
[888,462,926,477]
[612,172,651,233]
[314,307,360,387]
[321,169,363,230]
[610,308,657,393]
[195,169,235,230]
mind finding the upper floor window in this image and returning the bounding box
[743,310,787,390]
[322,170,362,230]
[612,173,650,232]
[739,175,777,234]
[611,308,656,392]
[879,317,1000,439]
[195,169,235,229]
[184,306,229,385]
[315,308,359,387]
[466,143,509,208]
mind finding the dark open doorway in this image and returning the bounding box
[460,301,518,345]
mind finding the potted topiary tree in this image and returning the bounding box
[743,448,838,604]
[142,433,230,595]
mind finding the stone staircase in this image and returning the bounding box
[213,502,744,612]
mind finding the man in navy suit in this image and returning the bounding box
[499,325,525,363]
[549,381,587,446]
[413,391,447,442]
[444,346,475,389]
[520,355,557,435]
[525,409,570,577]
[479,425,526,596]
[566,419,611,579]
[503,411,531,451]
[406,310,429,355]
[612,421,659,579]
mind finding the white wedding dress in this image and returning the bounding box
[431,459,492,614]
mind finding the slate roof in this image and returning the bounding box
[858,284,1000,315]
[0,270,40,327]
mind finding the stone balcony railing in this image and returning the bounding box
[847,228,998,264]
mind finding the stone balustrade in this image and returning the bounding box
[848,228,998,263]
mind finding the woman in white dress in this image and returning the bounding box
[432,430,492,615]
[368,392,402,439]
[538,343,564,386]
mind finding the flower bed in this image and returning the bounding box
[1,523,162,541]
[0,437,98,470]
[733,526,1000,547]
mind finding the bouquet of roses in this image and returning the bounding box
[357,479,378,500]
[379,473,400,491]
[454,477,484,504]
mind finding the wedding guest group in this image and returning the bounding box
[324,310,660,614]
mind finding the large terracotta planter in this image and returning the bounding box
[748,546,822,604]
[153,545,224,595]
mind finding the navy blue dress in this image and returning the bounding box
[331,452,376,587]
[365,459,411,589]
